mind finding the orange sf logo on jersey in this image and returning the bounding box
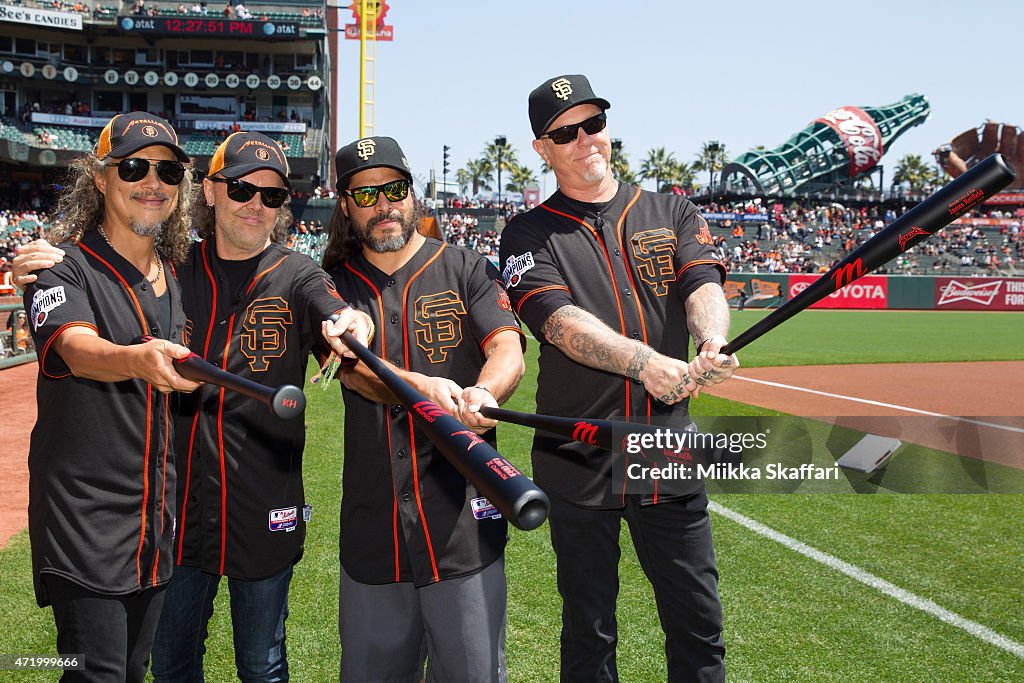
[630,228,677,297]
[414,291,467,363]
[241,297,292,372]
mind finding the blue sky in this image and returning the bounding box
[333,0,1023,195]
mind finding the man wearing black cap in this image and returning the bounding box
[147,131,372,682]
[322,136,525,682]
[22,111,200,681]
[499,75,738,681]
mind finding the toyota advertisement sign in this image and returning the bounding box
[788,274,889,309]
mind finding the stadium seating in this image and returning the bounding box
[0,119,29,146]
[32,125,98,152]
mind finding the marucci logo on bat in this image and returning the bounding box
[830,258,866,289]
[572,421,599,446]
[413,401,448,423]
[898,226,930,251]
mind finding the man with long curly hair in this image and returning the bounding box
[21,112,202,682]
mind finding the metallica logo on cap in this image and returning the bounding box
[207,131,291,189]
[335,136,412,189]
[95,111,189,162]
[528,74,611,139]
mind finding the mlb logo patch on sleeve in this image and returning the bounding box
[269,506,298,532]
[31,286,67,331]
[471,497,502,521]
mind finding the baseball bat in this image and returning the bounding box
[480,406,673,455]
[137,336,305,420]
[329,319,549,531]
[720,153,1015,355]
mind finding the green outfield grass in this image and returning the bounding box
[1,310,1023,681]
[730,309,1024,367]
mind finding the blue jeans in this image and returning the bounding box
[150,564,293,683]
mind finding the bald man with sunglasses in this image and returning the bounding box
[499,75,736,681]
[15,131,372,681]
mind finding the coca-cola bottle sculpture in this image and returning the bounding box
[721,94,930,195]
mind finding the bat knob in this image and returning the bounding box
[270,385,306,420]
[513,491,550,531]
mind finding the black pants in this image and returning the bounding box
[44,574,166,683]
[548,492,725,683]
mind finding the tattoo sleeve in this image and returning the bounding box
[540,305,655,379]
[684,282,731,347]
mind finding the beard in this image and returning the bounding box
[129,216,166,238]
[580,154,610,184]
[357,204,419,253]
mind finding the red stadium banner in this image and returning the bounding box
[934,277,1024,310]
[984,192,1024,205]
[789,274,889,309]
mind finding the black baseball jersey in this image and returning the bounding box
[172,238,349,580]
[328,238,524,587]
[499,183,726,508]
[24,229,185,606]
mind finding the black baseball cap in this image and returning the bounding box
[529,74,611,139]
[208,131,291,189]
[96,111,189,162]
[335,136,412,189]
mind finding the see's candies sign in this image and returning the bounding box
[789,274,889,309]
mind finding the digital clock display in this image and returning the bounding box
[119,16,299,38]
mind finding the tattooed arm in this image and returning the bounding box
[540,305,698,405]
[684,282,739,396]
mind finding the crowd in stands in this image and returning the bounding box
[1,185,1021,279]
[129,0,323,21]
[438,212,500,257]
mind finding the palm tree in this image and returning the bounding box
[693,141,728,191]
[639,147,677,193]
[483,141,519,177]
[462,158,494,196]
[666,160,697,193]
[508,163,538,194]
[893,154,931,193]
[611,142,638,185]
[454,168,472,196]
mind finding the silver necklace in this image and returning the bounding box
[97,225,163,284]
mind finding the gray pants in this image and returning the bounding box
[338,557,507,683]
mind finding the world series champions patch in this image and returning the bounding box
[30,286,67,331]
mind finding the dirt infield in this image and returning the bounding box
[711,361,1024,469]
[0,361,37,548]
[1,360,1020,548]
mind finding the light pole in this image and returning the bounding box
[495,135,506,213]
[707,140,721,195]
[442,145,450,207]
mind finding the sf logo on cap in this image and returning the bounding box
[255,147,271,161]
[551,78,573,101]
[142,125,159,138]
[356,139,376,160]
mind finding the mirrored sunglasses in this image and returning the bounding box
[344,179,411,208]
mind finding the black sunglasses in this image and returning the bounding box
[108,158,186,185]
[208,176,290,208]
[344,179,411,208]
[542,112,608,145]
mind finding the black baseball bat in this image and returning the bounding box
[138,336,305,420]
[721,153,1015,355]
[329,321,549,531]
[480,406,663,453]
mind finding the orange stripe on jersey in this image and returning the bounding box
[675,259,728,281]
[217,312,237,575]
[344,261,403,581]
[479,326,524,352]
[514,285,570,317]
[38,322,97,379]
[246,255,289,296]
[79,243,148,333]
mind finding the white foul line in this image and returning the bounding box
[709,501,1024,660]
[733,375,1024,435]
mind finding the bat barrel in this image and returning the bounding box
[722,154,1015,357]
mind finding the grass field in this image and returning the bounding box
[1,310,1022,681]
